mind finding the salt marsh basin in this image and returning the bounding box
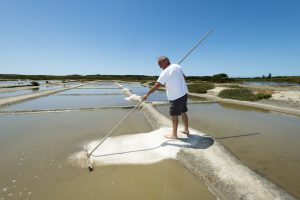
[0,81,216,200]
[0,80,299,199]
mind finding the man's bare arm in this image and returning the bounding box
[142,82,161,100]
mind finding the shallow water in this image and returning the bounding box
[4,95,133,111]
[39,85,64,90]
[0,80,63,86]
[156,102,300,198]
[82,81,119,88]
[0,90,34,98]
[0,81,216,199]
[0,85,65,99]
[57,88,122,95]
[0,80,32,86]
[124,85,168,101]
[0,110,214,200]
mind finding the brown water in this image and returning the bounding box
[6,160,214,200]
[57,88,122,95]
[156,102,300,198]
[82,81,119,88]
[0,90,33,99]
[0,85,64,99]
[4,94,134,111]
[0,109,215,200]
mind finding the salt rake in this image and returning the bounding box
[84,100,144,171]
[84,29,213,171]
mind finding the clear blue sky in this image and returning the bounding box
[0,0,299,77]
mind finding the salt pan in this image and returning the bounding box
[70,128,212,167]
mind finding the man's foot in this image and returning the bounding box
[164,133,177,139]
[180,130,190,135]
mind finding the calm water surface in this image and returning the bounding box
[156,102,300,198]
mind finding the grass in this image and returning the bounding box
[225,84,243,88]
[236,76,300,84]
[218,88,272,101]
[256,93,272,100]
[218,88,257,101]
[188,83,215,93]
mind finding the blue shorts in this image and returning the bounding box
[169,94,188,116]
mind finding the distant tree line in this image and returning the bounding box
[1,73,299,84]
[0,73,233,83]
[186,73,233,83]
[236,75,300,84]
[0,74,158,81]
[261,73,272,79]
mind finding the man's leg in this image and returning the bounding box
[165,115,178,139]
[181,112,189,134]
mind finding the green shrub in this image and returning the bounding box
[188,83,215,93]
[31,87,40,91]
[31,81,40,86]
[218,88,257,101]
[211,73,230,83]
[226,84,243,88]
[256,93,271,100]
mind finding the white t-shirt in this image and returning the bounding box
[157,64,188,101]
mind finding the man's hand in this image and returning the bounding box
[142,94,149,101]
[142,82,160,101]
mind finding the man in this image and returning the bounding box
[142,56,189,139]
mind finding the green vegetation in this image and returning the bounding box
[225,84,243,88]
[187,73,233,83]
[218,88,257,101]
[218,88,272,101]
[31,81,40,86]
[256,93,271,100]
[188,83,215,93]
[236,76,300,84]
[140,80,148,84]
[267,73,272,79]
[211,73,231,83]
[0,74,158,82]
[31,87,40,91]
